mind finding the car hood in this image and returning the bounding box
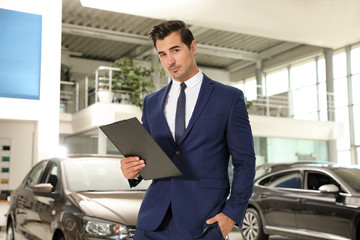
[69,191,145,226]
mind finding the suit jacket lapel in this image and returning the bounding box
[181,74,214,143]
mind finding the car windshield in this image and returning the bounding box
[332,167,360,192]
[63,158,151,192]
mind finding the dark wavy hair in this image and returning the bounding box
[148,20,194,50]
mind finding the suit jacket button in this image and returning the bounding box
[175,151,181,156]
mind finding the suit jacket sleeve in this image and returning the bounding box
[221,90,256,226]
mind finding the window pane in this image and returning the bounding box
[337,150,351,165]
[351,47,360,75]
[333,52,347,79]
[259,171,301,189]
[318,82,327,108]
[244,78,257,101]
[319,110,328,121]
[266,138,328,163]
[307,172,340,191]
[335,107,350,150]
[352,74,360,104]
[24,161,47,189]
[318,58,326,83]
[354,104,360,145]
[232,81,245,92]
[334,78,348,107]
[292,86,317,120]
[290,61,316,89]
[266,69,288,96]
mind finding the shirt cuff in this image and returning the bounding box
[128,175,143,188]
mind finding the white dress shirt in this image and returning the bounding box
[164,70,203,141]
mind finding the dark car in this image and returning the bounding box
[6,155,150,240]
[241,162,360,240]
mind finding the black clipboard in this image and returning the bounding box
[99,117,182,180]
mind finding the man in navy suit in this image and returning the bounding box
[121,20,255,240]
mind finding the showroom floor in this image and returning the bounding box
[0,230,297,240]
[228,227,298,240]
[0,232,297,240]
[0,225,297,240]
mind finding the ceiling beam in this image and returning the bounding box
[259,42,302,60]
[227,61,255,73]
[196,44,259,61]
[227,42,302,72]
[62,23,152,46]
[62,23,259,61]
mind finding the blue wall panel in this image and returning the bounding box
[0,8,42,100]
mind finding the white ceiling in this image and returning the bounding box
[80,0,360,49]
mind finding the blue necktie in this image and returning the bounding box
[175,83,186,145]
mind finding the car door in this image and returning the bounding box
[14,160,48,239]
[255,170,302,231]
[296,170,353,239]
[30,163,61,240]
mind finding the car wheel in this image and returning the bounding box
[6,221,15,240]
[241,208,268,240]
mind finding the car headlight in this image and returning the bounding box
[82,216,133,239]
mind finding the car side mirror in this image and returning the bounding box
[319,184,339,193]
[33,183,59,198]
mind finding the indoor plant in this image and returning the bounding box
[111,56,154,108]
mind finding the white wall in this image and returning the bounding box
[0,0,62,175]
[0,121,35,189]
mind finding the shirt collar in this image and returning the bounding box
[172,70,203,90]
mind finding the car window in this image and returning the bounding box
[258,171,302,189]
[23,161,48,190]
[44,164,59,192]
[63,158,151,192]
[306,171,342,192]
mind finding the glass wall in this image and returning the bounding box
[232,78,257,101]
[254,137,328,165]
[64,44,360,165]
[64,130,98,154]
[266,70,288,96]
[64,129,123,156]
[333,52,351,164]
[351,46,360,163]
[246,44,359,165]
[259,58,328,121]
[332,46,360,165]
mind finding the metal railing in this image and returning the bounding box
[60,81,79,113]
[60,69,336,121]
[246,85,335,119]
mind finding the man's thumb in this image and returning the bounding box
[206,216,216,225]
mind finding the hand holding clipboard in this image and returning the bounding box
[100,117,182,180]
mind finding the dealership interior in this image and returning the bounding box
[1,0,360,239]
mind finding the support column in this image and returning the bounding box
[255,60,265,115]
[287,66,293,118]
[315,57,321,120]
[98,128,107,155]
[324,48,337,163]
[255,60,263,97]
[346,46,357,164]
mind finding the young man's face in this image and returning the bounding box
[156,32,198,82]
